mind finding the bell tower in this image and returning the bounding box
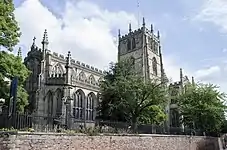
[118,18,164,81]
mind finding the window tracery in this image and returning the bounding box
[73,90,84,119]
[132,37,136,49]
[86,93,95,120]
[152,57,158,76]
[51,63,64,77]
[127,39,131,51]
[78,71,86,82]
[89,75,96,85]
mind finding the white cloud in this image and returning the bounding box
[195,66,221,80]
[190,0,227,92]
[195,0,227,32]
[15,0,137,69]
[16,0,227,90]
[14,0,185,82]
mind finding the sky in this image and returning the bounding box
[12,0,227,92]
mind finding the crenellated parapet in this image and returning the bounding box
[119,27,160,42]
[46,74,65,85]
[49,51,104,75]
[49,73,65,78]
[73,60,104,74]
[119,27,143,41]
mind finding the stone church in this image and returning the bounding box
[24,17,192,129]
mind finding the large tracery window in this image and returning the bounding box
[73,90,84,119]
[86,93,95,121]
[154,43,159,54]
[152,57,158,76]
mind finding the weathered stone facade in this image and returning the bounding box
[23,19,193,129]
[117,19,193,129]
[118,18,163,81]
[24,30,104,128]
[0,133,221,150]
[168,69,192,128]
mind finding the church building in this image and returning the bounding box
[24,18,192,129]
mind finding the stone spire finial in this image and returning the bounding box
[129,23,132,32]
[31,36,37,50]
[151,24,153,33]
[157,30,160,39]
[67,51,71,58]
[32,37,36,46]
[192,76,195,85]
[42,29,49,44]
[41,29,49,51]
[118,29,121,41]
[142,17,145,27]
[180,68,184,91]
[17,47,22,58]
[66,51,71,66]
[180,68,183,82]
[118,29,121,37]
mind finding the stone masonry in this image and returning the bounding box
[0,133,221,150]
[23,17,195,129]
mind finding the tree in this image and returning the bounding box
[0,0,21,51]
[220,120,227,133]
[139,105,167,125]
[178,83,226,134]
[0,51,30,112]
[98,59,167,131]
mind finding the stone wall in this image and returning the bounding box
[0,132,221,150]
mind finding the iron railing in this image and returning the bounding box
[0,113,215,136]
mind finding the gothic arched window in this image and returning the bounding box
[86,93,96,120]
[46,91,53,116]
[89,75,96,85]
[73,90,84,119]
[132,37,136,49]
[155,43,159,54]
[127,39,131,51]
[152,57,158,76]
[55,89,63,117]
[78,71,86,82]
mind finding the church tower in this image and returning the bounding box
[118,18,164,81]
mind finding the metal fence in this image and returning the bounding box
[0,112,216,136]
[0,113,59,132]
[96,120,205,136]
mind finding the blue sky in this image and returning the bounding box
[13,0,227,91]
